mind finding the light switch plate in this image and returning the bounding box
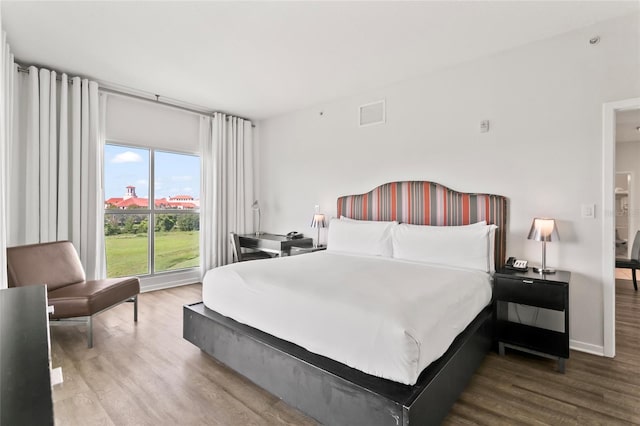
[581,204,595,219]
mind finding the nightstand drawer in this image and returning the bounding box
[494,276,566,311]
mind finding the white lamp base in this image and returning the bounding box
[533,266,556,274]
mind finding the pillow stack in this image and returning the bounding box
[327,217,497,273]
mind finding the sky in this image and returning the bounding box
[104,144,200,200]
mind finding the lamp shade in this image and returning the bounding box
[527,218,559,242]
[310,213,326,228]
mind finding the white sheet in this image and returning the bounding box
[202,251,492,385]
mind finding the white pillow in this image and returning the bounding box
[465,221,497,272]
[391,222,497,272]
[327,218,397,257]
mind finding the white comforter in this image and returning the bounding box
[202,251,492,385]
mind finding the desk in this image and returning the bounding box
[238,233,313,256]
[0,285,54,425]
[289,246,327,255]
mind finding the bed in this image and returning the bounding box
[184,181,507,425]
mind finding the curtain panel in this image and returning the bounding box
[0,30,15,289]
[7,67,106,279]
[200,114,255,274]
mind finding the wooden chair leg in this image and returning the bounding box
[633,269,638,291]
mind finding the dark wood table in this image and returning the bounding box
[238,233,313,256]
[0,285,54,425]
[493,269,571,373]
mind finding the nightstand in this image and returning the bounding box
[493,269,571,373]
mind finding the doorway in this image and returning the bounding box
[615,172,632,258]
[603,98,640,358]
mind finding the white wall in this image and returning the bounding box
[257,13,640,352]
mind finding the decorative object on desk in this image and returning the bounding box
[286,231,303,240]
[252,200,261,236]
[310,213,327,248]
[527,217,559,274]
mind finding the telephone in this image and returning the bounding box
[286,231,303,240]
[505,257,528,272]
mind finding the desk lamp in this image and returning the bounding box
[252,200,261,236]
[310,213,326,248]
[528,218,559,274]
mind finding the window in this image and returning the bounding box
[104,144,200,278]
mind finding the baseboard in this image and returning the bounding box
[140,269,201,293]
[141,280,200,293]
[570,339,605,356]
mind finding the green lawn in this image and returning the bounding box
[105,231,199,277]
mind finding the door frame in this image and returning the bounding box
[603,97,640,358]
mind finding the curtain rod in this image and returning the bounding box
[16,65,255,126]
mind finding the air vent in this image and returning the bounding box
[359,100,385,127]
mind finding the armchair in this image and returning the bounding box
[6,241,140,347]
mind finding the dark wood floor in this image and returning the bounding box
[51,280,640,425]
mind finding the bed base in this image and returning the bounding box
[183,302,492,426]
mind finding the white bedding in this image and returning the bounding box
[202,251,492,385]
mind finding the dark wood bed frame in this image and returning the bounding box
[184,181,507,425]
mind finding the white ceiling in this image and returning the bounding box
[2,1,638,121]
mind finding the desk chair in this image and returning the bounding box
[616,230,640,291]
[230,232,274,262]
[7,241,140,347]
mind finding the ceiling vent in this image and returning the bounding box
[359,100,385,127]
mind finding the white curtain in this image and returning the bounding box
[0,30,15,289]
[200,113,255,274]
[7,67,106,279]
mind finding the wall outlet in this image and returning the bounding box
[480,120,490,133]
[50,367,64,386]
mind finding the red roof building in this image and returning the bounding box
[105,186,198,210]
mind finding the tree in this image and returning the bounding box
[177,214,199,232]
[104,221,119,236]
[157,215,176,232]
[124,216,136,234]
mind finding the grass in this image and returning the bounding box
[105,231,199,277]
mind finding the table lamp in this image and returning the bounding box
[310,213,326,248]
[527,218,559,274]
[252,200,261,236]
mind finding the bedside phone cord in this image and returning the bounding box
[515,304,540,326]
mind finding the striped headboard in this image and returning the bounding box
[337,181,508,269]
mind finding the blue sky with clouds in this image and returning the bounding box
[104,144,200,200]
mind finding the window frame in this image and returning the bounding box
[104,140,201,278]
